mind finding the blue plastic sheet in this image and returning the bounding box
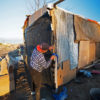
[53,87,68,100]
[79,70,92,77]
[52,53,58,62]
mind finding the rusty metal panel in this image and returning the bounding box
[54,8,78,69]
[74,15,100,42]
[29,6,47,26]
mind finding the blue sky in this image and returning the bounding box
[0,0,100,42]
[59,0,100,21]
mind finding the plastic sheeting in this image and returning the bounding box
[54,8,78,69]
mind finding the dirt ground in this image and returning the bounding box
[0,43,19,57]
[66,68,100,100]
[0,44,100,100]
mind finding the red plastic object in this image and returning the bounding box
[88,19,98,24]
[91,70,100,74]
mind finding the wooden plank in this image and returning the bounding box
[0,73,15,96]
[0,75,10,96]
[0,60,15,96]
[89,42,95,62]
[54,57,58,90]
[74,15,100,42]
[9,73,15,92]
[78,41,90,68]
[57,60,76,87]
[95,43,100,59]
[0,58,8,75]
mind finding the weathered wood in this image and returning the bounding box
[89,42,95,62]
[57,60,76,87]
[78,41,90,68]
[0,75,10,96]
[0,57,15,96]
[74,15,100,42]
[95,43,100,59]
[0,58,8,75]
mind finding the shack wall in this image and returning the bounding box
[78,41,96,69]
[54,7,78,70]
[89,42,95,62]
[0,58,15,96]
[74,15,100,42]
[51,7,78,86]
[57,60,76,86]
[95,43,100,59]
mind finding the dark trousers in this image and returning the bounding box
[29,67,53,100]
[30,67,44,100]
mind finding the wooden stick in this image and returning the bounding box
[83,59,100,69]
[55,57,58,92]
[54,0,64,8]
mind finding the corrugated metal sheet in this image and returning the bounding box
[54,8,78,69]
[29,6,47,26]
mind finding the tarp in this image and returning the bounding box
[54,8,78,69]
[74,15,100,42]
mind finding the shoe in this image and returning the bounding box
[31,91,35,95]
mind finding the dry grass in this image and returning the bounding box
[0,43,19,57]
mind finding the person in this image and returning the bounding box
[30,43,55,100]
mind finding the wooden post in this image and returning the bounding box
[54,0,64,8]
[54,57,58,92]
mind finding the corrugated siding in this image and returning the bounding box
[54,8,78,69]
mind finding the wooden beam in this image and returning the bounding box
[54,0,64,7]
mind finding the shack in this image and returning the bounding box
[23,4,100,88]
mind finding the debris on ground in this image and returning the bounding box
[0,44,100,100]
[53,87,68,100]
[78,70,92,77]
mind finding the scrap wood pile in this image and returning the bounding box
[0,44,24,96]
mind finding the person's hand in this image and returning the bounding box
[49,46,54,51]
[50,55,56,60]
